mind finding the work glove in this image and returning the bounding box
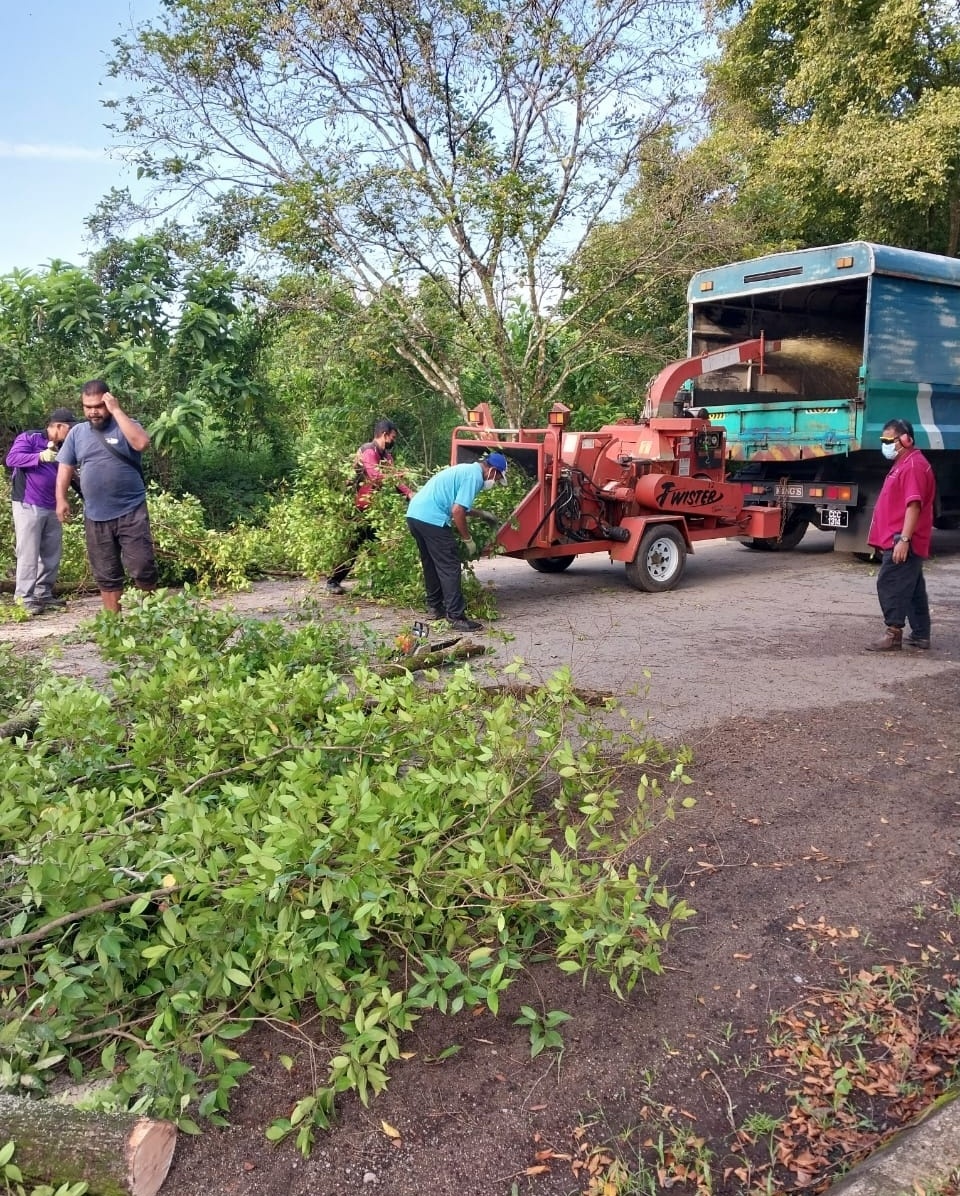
[472,509,500,527]
[462,537,477,559]
[39,447,59,463]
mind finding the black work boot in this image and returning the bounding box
[865,626,903,652]
[905,633,931,649]
[449,616,483,632]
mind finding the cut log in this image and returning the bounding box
[375,637,487,678]
[0,1095,176,1196]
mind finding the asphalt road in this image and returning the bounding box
[478,528,960,741]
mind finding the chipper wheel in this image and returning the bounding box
[527,555,576,573]
[624,525,687,592]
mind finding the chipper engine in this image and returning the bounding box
[453,338,786,592]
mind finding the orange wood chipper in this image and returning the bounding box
[452,338,786,591]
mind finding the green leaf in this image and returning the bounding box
[217,1022,251,1040]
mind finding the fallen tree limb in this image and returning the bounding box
[479,683,615,707]
[374,638,487,678]
[0,885,182,952]
[0,1095,175,1196]
[0,702,42,742]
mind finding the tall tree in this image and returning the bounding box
[103,0,706,423]
[0,263,108,436]
[0,240,272,471]
[560,129,767,420]
[705,0,960,255]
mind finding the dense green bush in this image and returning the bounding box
[2,425,536,618]
[0,592,693,1151]
[176,441,295,530]
[0,646,49,721]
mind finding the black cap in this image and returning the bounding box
[48,408,77,426]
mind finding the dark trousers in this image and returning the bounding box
[85,503,158,592]
[406,517,465,619]
[329,523,376,585]
[876,549,930,637]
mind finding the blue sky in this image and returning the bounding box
[0,2,160,275]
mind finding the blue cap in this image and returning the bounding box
[485,452,507,474]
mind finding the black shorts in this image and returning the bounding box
[85,502,159,591]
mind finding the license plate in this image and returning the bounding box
[819,508,849,528]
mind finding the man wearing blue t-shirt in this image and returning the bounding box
[56,379,158,613]
[406,452,507,631]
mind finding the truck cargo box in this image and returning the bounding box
[686,243,960,550]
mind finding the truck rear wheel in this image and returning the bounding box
[527,555,576,573]
[625,525,687,592]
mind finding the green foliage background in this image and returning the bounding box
[3,424,529,621]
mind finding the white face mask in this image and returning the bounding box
[881,441,898,461]
[483,478,496,490]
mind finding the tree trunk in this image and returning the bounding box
[0,1096,176,1196]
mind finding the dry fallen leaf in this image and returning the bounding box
[380,1120,400,1140]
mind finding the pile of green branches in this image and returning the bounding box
[0,592,693,1152]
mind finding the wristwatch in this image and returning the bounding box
[897,534,910,543]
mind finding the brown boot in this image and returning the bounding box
[865,626,903,652]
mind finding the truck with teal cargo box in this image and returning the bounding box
[683,242,960,553]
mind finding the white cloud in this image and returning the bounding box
[0,141,106,162]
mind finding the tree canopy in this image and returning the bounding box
[104,0,707,422]
[705,0,960,254]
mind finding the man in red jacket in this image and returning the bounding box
[865,418,936,652]
[326,418,414,594]
[5,407,77,615]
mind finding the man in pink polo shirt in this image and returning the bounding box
[865,418,936,652]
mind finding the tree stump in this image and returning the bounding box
[0,1096,176,1196]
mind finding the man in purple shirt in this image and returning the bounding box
[5,407,77,615]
